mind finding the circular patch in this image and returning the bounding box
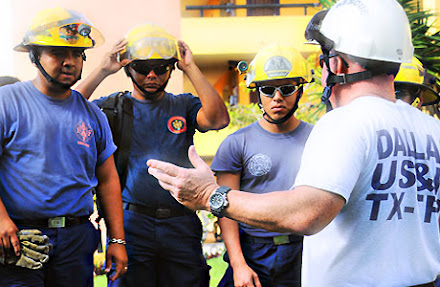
[167,116,187,134]
[75,121,94,143]
[247,153,272,177]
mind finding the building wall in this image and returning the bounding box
[10,0,182,100]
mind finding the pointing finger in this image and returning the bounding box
[146,159,180,177]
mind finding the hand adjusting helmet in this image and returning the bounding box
[305,0,414,110]
[15,7,104,88]
[394,57,439,107]
[120,23,181,97]
[243,43,311,124]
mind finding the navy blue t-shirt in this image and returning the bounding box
[93,92,202,207]
[0,81,116,220]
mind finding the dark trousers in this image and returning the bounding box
[218,235,302,287]
[0,222,99,287]
[108,209,209,287]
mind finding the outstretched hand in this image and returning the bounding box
[147,145,218,211]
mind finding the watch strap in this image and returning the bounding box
[210,185,231,218]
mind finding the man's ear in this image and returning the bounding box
[334,56,347,74]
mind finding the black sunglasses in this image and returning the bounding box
[130,62,173,76]
[258,84,302,98]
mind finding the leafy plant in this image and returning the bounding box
[227,102,261,128]
[401,0,440,85]
[296,53,326,124]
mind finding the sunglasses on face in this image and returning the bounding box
[130,62,173,76]
[258,84,302,98]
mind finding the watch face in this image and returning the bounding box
[210,193,225,209]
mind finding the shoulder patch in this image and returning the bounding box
[167,116,187,134]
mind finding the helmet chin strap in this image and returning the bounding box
[258,88,303,125]
[321,50,374,112]
[31,49,82,90]
[126,69,170,100]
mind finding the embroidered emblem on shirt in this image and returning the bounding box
[75,121,94,148]
[248,153,272,176]
[167,116,187,134]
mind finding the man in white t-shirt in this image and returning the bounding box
[147,0,440,286]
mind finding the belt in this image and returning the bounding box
[409,282,436,287]
[14,216,90,228]
[123,202,194,219]
[241,233,301,245]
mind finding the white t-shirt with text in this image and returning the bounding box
[295,97,440,286]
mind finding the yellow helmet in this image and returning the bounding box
[394,56,439,106]
[120,23,180,64]
[245,43,310,88]
[14,7,104,52]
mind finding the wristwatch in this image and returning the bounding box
[209,185,231,218]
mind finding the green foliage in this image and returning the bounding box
[207,255,228,286]
[400,0,440,85]
[227,102,261,128]
[319,0,336,9]
[296,54,326,124]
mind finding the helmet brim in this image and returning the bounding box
[395,82,440,106]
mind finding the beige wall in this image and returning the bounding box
[10,0,182,100]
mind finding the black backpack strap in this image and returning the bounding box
[99,91,133,187]
[115,92,133,188]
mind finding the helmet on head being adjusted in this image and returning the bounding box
[395,57,440,107]
[119,23,180,65]
[14,7,104,52]
[245,43,311,88]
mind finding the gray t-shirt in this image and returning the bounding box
[211,120,313,237]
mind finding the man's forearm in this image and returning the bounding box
[222,187,344,236]
[218,218,247,268]
[184,64,229,130]
[76,68,110,100]
[96,183,125,240]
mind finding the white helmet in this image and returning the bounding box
[315,0,413,63]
